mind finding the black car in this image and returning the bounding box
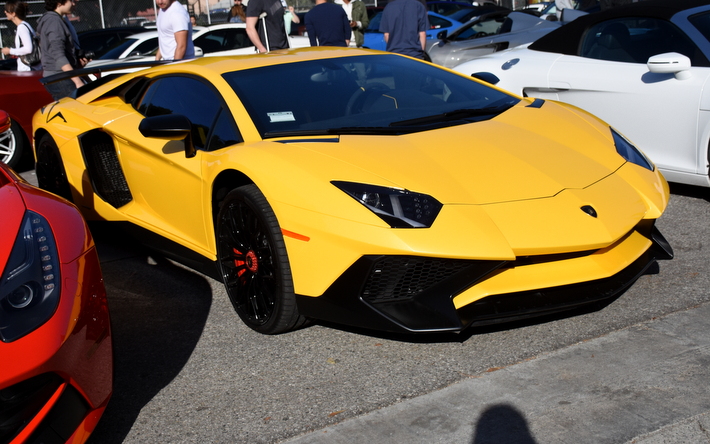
[77,26,147,59]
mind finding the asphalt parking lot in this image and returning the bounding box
[19,170,710,443]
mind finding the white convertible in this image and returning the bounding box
[455,0,710,188]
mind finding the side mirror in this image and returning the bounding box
[139,114,196,158]
[647,52,692,80]
[437,30,448,40]
[471,72,500,85]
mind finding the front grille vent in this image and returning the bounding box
[362,256,473,303]
[0,373,62,443]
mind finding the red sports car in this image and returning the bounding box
[0,72,53,168]
[0,115,113,444]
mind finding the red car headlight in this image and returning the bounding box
[0,211,61,342]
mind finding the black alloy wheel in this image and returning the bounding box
[216,185,305,334]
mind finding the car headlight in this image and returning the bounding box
[332,181,442,228]
[612,128,654,171]
[0,211,61,342]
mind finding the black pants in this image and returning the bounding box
[44,78,76,101]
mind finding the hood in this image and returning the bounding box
[288,100,622,205]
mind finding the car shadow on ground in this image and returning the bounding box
[669,182,710,202]
[85,223,213,444]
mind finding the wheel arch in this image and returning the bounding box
[211,169,254,224]
[33,128,51,155]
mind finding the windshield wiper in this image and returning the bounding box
[389,105,514,127]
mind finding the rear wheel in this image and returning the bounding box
[35,133,73,202]
[216,185,305,334]
[0,119,24,168]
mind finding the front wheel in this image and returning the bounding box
[0,119,24,168]
[216,185,305,334]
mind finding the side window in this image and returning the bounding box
[580,17,703,64]
[224,28,251,50]
[209,109,242,150]
[194,30,227,53]
[136,76,242,150]
[132,38,159,56]
[429,16,452,30]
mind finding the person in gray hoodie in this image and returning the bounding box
[36,0,85,100]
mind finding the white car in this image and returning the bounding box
[87,23,309,69]
[455,0,710,188]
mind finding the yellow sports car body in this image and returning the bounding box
[32,48,673,334]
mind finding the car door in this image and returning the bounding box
[104,75,241,256]
[541,17,710,177]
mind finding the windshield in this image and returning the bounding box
[99,39,137,59]
[224,54,519,137]
[689,11,710,45]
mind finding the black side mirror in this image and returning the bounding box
[139,114,196,158]
[437,30,448,40]
[471,72,500,85]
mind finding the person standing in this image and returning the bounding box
[246,0,289,52]
[305,0,350,47]
[555,0,576,19]
[2,0,38,71]
[36,0,84,100]
[155,0,195,61]
[228,0,246,23]
[341,0,368,48]
[379,0,428,59]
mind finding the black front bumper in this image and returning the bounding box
[295,226,674,334]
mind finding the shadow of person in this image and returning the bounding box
[471,404,537,444]
[85,223,213,444]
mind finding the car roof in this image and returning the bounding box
[530,0,710,55]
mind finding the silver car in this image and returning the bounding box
[427,11,562,68]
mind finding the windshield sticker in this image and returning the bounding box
[268,111,295,123]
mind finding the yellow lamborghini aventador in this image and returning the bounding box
[32,48,673,335]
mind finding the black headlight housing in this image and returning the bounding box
[333,181,442,228]
[612,128,654,171]
[0,211,61,342]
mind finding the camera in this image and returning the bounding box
[76,49,95,61]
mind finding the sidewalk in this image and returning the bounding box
[282,302,710,444]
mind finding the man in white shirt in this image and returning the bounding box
[155,0,195,60]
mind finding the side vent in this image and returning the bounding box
[78,130,133,208]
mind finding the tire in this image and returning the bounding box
[0,119,24,168]
[216,185,305,334]
[35,133,73,202]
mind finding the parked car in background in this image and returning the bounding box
[427,10,560,68]
[0,153,113,444]
[446,3,509,23]
[517,1,553,14]
[77,26,147,59]
[0,71,53,168]
[87,23,309,69]
[427,1,476,16]
[33,48,672,336]
[455,0,710,188]
[364,11,465,51]
[537,0,599,20]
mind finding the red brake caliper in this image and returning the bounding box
[233,248,259,277]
